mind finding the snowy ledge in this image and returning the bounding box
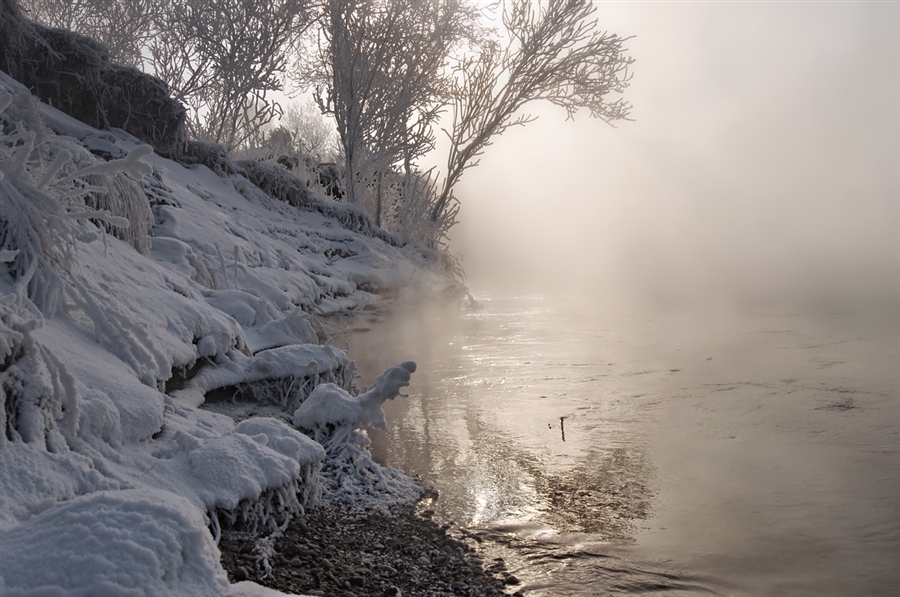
[0,71,460,596]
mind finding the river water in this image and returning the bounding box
[346,291,899,596]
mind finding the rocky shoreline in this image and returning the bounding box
[220,503,524,597]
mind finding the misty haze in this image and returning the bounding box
[1,1,897,596]
[353,2,900,595]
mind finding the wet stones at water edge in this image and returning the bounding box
[219,504,525,597]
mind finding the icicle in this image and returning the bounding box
[39,344,79,438]
[209,509,222,544]
[0,88,12,113]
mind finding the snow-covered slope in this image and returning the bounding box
[0,71,455,596]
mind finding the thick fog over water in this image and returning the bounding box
[449,2,899,311]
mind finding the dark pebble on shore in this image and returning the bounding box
[220,503,519,596]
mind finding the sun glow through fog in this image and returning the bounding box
[449,2,899,311]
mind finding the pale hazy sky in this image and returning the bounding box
[449,1,900,308]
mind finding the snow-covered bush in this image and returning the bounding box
[369,166,459,250]
[190,417,326,540]
[234,157,405,248]
[173,138,404,249]
[180,139,241,176]
[238,159,315,209]
[172,344,354,412]
[292,361,424,509]
[304,160,344,201]
[1,73,154,309]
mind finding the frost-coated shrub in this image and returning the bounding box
[408,171,459,250]
[179,140,240,176]
[211,477,306,541]
[233,367,352,414]
[0,74,155,312]
[292,362,424,510]
[194,417,326,553]
[237,159,315,209]
[176,343,355,412]
[0,74,167,386]
[235,158,404,247]
[96,63,187,158]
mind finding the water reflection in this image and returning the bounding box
[344,292,900,596]
[343,294,689,595]
[347,295,655,537]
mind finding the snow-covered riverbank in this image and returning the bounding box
[0,70,462,596]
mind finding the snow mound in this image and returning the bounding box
[0,489,229,597]
[234,417,325,464]
[189,417,324,513]
[292,382,363,429]
[186,417,326,539]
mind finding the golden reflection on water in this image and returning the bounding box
[348,293,900,596]
[349,295,652,537]
[354,298,654,536]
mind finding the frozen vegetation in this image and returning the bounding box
[0,69,458,595]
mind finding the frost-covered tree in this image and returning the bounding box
[18,0,161,67]
[301,0,481,225]
[150,0,314,152]
[259,98,340,163]
[19,0,314,153]
[283,99,340,162]
[431,0,633,224]
[295,0,631,249]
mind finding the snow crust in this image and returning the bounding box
[1,489,230,597]
[171,343,352,409]
[0,71,451,595]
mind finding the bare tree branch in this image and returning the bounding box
[431,0,633,223]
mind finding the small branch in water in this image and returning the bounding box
[461,291,481,311]
[560,416,566,442]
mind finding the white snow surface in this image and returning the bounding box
[0,72,453,595]
[0,489,230,597]
[293,361,416,431]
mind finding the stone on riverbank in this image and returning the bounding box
[220,503,522,597]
